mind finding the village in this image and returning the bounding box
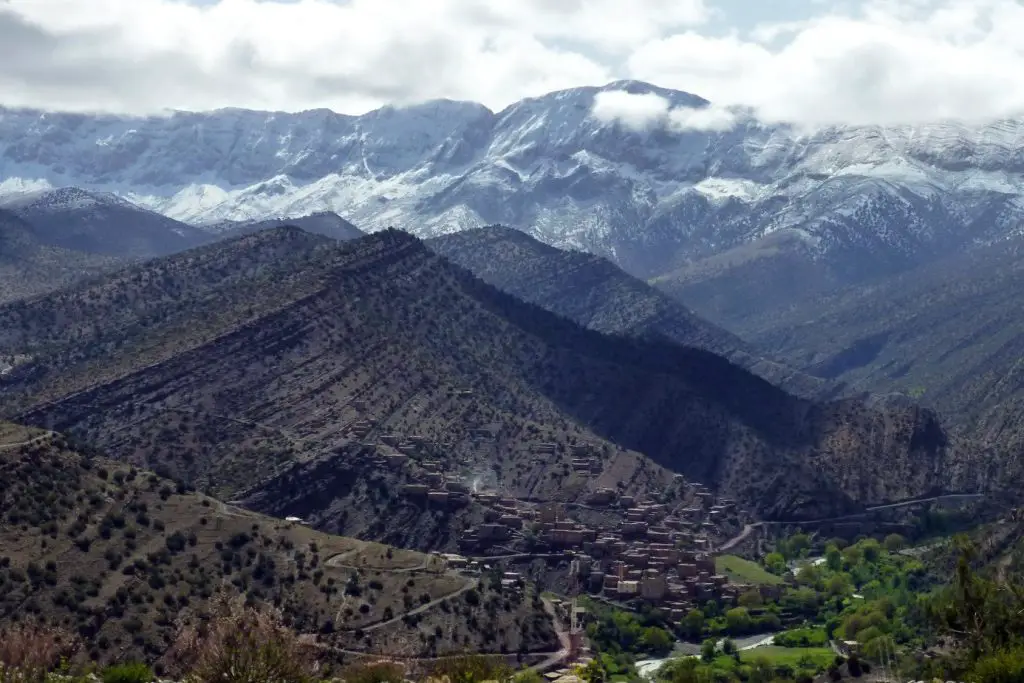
[356,433,770,626]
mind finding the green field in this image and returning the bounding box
[715,554,784,585]
[738,646,835,669]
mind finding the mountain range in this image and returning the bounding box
[0,227,984,537]
[4,80,1024,328]
[428,226,833,399]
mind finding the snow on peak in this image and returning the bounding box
[2,82,1024,275]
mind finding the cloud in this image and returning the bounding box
[591,91,670,131]
[0,0,628,114]
[592,90,738,133]
[627,0,1024,126]
[668,105,738,132]
[1,0,1024,126]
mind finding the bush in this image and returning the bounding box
[775,627,829,648]
[337,662,405,683]
[971,648,1024,683]
[168,594,321,683]
[103,662,154,683]
[0,622,78,683]
[423,654,512,683]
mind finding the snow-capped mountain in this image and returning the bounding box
[0,187,208,258]
[3,80,1024,321]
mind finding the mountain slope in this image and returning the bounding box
[0,208,122,304]
[0,422,556,666]
[215,211,365,242]
[745,235,1024,456]
[428,226,833,399]
[0,229,983,530]
[4,81,1024,325]
[1,187,208,259]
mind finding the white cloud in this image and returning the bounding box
[0,0,627,114]
[1,0,1024,126]
[591,90,738,133]
[628,0,1024,126]
[591,91,670,131]
[668,105,738,132]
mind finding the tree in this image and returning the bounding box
[738,589,764,608]
[681,609,704,640]
[701,639,717,662]
[883,534,906,553]
[842,544,863,568]
[827,574,852,597]
[722,638,738,660]
[641,627,673,656]
[764,552,787,575]
[781,533,811,560]
[861,539,882,564]
[725,607,752,634]
[825,544,843,572]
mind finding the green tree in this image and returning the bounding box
[781,534,811,560]
[681,609,705,640]
[827,573,852,597]
[578,657,606,683]
[701,639,717,662]
[726,607,753,634]
[738,589,764,608]
[861,539,882,564]
[668,658,701,683]
[825,544,842,572]
[883,534,906,553]
[861,633,896,662]
[764,552,787,575]
[842,544,863,568]
[640,627,673,656]
[971,647,1024,683]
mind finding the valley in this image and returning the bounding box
[1,72,1023,683]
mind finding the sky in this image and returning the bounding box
[1,0,1024,126]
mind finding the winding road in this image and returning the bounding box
[527,597,573,673]
[340,577,480,634]
[718,523,760,553]
[0,433,51,451]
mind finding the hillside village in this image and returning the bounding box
[356,433,758,625]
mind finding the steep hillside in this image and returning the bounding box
[1,188,208,259]
[5,81,1024,324]
[428,226,834,399]
[0,423,557,667]
[744,236,1024,456]
[215,211,365,242]
[0,229,981,529]
[0,208,121,304]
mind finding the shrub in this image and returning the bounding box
[971,649,1024,683]
[423,654,512,683]
[0,622,78,683]
[102,662,154,683]
[168,593,320,683]
[337,661,405,683]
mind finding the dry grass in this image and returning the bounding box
[420,654,513,683]
[336,661,406,683]
[0,622,78,683]
[168,593,323,683]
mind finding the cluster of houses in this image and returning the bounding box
[371,435,767,618]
